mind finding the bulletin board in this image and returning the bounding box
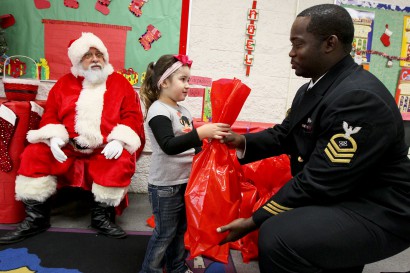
[336,0,410,96]
[0,0,190,85]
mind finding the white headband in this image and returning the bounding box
[157,61,183,89]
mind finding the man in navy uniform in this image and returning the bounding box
[218,4,410,273]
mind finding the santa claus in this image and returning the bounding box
[0,32,145,244]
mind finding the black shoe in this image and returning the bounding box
[91,202,127,238]
[0,199,51,244]
[0,220,50,244]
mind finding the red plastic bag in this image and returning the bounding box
[234,155,292,262]
[185,78,251,263]
[244,155,292,211]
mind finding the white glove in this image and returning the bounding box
[50,137,67,163]
[102,140,124,160]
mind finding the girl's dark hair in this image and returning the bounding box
[140,54,178,116]
[298,4,354,54]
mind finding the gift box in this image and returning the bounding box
[2,55,40,101]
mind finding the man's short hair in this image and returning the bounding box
[298,4,354,54]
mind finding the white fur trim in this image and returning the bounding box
[71,63,114,78]
[0,104,17,125]
[15,175,57,202]
[30,101,44,116]
[92,183,127,207]
[68,32,109,67]
[107,124,141,154]
[74,82,105,148]
[2,77,40,86]
[26,123,69,145]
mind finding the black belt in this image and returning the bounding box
[69,138,89,150]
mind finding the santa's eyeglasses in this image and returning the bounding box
[82,52,104,60]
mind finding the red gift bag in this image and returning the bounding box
[185,78,251,263]
[233,155,292,262]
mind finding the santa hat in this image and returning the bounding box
[67,32,110,76]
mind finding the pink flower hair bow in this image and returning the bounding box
[173,54,192,68]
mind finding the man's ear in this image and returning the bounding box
[324,35,339,53]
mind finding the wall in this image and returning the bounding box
[1,0,408,192]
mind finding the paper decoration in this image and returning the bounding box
[36,58,50,80]
[395,68,410,114]
[380,24,392,47]
[0,14,16,29]
[139,24,161,50]
[129,0,148,17]
[95,0,112,15]
[244,1,258,76]
[33,0,50,9]
[140,71,146,84]
[346,8,375,64]
[202,87,212,122]
[6,58,26,78]
[400,16,410,68]
[335,0,410,12]
[64,0,79,9]
[117,68,138,85]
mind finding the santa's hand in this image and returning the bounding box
[102,140,124,159]
[50,137,67,163]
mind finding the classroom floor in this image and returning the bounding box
[2,189,410,273]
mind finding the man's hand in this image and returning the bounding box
[50,137,67,163]
[217,217,257,245]
[102,140,124,159]
[220,130,246,150]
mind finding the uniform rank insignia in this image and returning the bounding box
[324,121,361,164]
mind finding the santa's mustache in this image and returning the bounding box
[90,63,103,69]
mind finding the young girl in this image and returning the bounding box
[139,54,230,273]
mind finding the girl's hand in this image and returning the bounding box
[197,123,231,140]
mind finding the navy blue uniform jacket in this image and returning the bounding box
[245,56,410,241]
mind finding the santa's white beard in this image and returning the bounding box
[77,63,109,85]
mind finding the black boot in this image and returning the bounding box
[0,199,51,244]
[90,202,126,238]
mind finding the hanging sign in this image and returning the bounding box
[244,0,258,77]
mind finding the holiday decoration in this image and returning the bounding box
[26,102,44,146]
[0,30,7,57]
[244,1,258,76]
[395,68,410,114]
[117,68,138,85]
[0,55,7,75]
[64,0,79,9]
[140,71,146,84]
[400,16,410,68]
[139,24,161,50]
[5,58,27,78]
[36,58,50,80]
[2,56,40,101]
[33,0,50,9]
[347,8,375,64]
[380,24,392,47]
[0,14,15,29]
[0,104,17,172]
[355,49,410,68]
[95,0,112,15]
[129,0,148,17]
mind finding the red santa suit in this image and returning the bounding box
[15,33,145,207]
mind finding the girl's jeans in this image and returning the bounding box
[140,183,188,273]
